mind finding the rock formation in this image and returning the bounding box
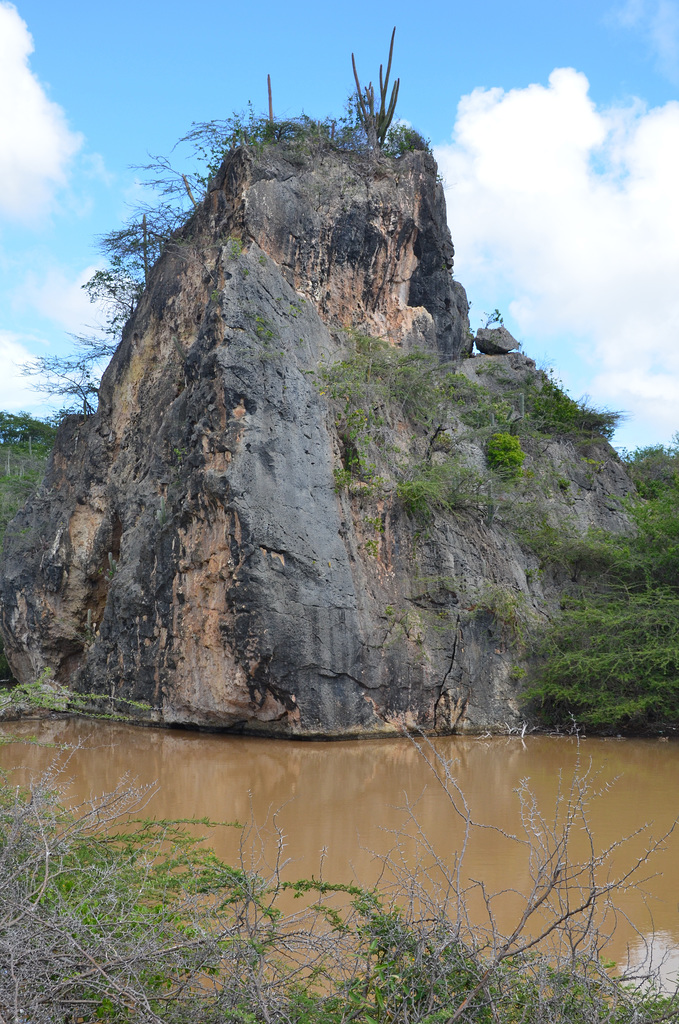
[0,142,634,735]
[475,325,520,356]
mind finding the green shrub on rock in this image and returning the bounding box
[524,589,679,730]
[525,444,679,733]
[486,432,525,477]
[397,461,483,520]
[526,373,621,440]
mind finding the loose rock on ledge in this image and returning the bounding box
[475,326,520,355]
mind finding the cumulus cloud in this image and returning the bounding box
[0,2,82,223]
[17,264,101,334]
[610,0,679,83]
[0,331,44,411]
[435,67,679,442]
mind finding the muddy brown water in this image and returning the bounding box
[1,719,678,982]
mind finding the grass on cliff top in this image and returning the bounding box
[180,102,433,187]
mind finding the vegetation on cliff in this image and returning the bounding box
[524,438,679,733]
[318,333,620,519]
[316,331,679,735]
[22,31,426,418]
[0,412,58,681]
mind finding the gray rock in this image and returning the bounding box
[475,326,520,355]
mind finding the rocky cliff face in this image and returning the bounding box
[0,143,634,735]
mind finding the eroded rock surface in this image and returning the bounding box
[0,145,634,735]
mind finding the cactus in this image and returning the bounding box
[351,27,400,149]
[171,335,187,363]
[156,495,167,526]
[85,608,97,644]
[486,479,496,528]
[107,552,117,579]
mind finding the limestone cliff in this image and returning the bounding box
[0,144,633,735]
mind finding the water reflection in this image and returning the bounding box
[1,720,678,974]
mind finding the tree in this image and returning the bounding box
[0,411,58,450]
[20,204,186,417]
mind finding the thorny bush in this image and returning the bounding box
[0,730,676,1023]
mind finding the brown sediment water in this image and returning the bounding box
[1,719,678,981]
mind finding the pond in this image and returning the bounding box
[1,719,678,984]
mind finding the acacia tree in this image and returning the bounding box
[21,202,188,416]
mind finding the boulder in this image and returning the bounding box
[475,326,520,355]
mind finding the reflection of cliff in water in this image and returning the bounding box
[1,720,677,974]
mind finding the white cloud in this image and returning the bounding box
[613,0,647,25]
[610,0,679,83]
[650,0,679,82]
[0,2,82,224]
[0,331,44,410]
[435,68,679,442]
[81,152,114,186]
[17,264,101,334]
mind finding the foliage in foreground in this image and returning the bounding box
[525,439,679,732]
[0,670,152,721]
[0,742,675,1023]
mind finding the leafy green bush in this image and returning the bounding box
[524,590,679,731]
[319,340,456,489]
[526,444,679,732]
[397,461,483,520]
[472,582,536,648]
[383,123,431,157]
[623,436,679,499]
[518,518,622,582]
[0,669,150,720]
[319,337,446,433]
[0,410,58,451]
[527,374,621,440]
[486,432,525,476]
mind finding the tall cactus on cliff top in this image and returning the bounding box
[352,27,400,149]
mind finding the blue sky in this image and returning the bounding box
[1,0,678,448]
